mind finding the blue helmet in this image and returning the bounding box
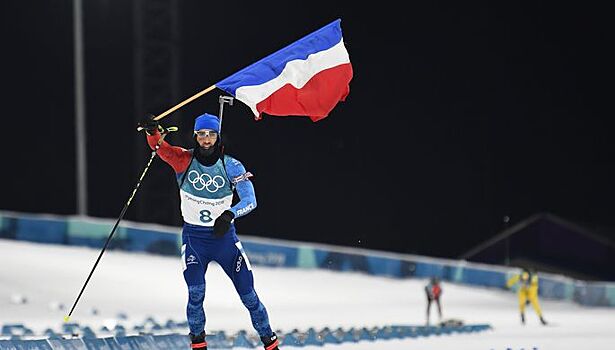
[194,113,220,132]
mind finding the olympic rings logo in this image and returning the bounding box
[187,170,225,192]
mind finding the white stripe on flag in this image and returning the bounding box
[235,39,351,116]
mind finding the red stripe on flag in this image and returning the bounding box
[255,63,353,122]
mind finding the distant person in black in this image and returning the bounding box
[425,276,443,325]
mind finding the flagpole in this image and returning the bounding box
[152,84,217,121]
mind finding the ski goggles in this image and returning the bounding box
[194,130,218,138]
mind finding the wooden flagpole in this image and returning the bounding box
[152,85,217,121]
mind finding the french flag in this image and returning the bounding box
[216,19,353,122]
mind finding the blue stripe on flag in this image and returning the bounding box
[216,19,343,95]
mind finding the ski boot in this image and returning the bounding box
[261,332,280,350]
[190,331,207,349]
[520,313,525,325]
[540,316,548,325]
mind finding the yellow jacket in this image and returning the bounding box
[506,270,544,317]
[506,271,538,293]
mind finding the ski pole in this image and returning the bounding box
[64,131,171,322]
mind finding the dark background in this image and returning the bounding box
[1,1,613,259]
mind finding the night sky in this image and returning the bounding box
[1,1,613,258]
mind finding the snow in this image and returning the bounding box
[1,238,614,350]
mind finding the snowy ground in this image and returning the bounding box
[1,239,614,350]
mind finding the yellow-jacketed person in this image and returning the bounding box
[506,268,547,325]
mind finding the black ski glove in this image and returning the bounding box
[137,116,159,135]
[213,210,235,237]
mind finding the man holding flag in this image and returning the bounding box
[64,18,351,347]
[140,114,279,350]
[137,18,352,350]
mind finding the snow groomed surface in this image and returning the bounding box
[3,215,615,349]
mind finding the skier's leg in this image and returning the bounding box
[181,236,210,337]
[426,298,432,325]
[518,291,527,324]
[216,231,274,339]
[436,298,442,321]
[528,290,546,324]
[529,293,542,316]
